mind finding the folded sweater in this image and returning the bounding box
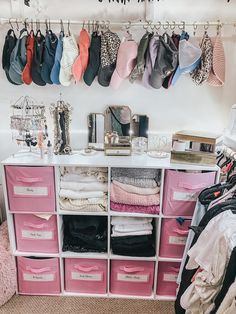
[59,198,107,212]
[112,176,157,188]
[60,181,108,192]
[61,173,108,183]
[113,180,160,195]
[60,189,104,200]
[111,168,159,179]
[110,201,159,215]
[111,183,160,206]
[111,216,152,225]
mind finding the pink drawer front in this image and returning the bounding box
[162,170,215,216]
[110,260,155,296]
[156,262,180,297]
[5,166,56,213]
[65,258,107,294]
[17,257,61,295]
[159,218,191,259]
[14,214,59,253]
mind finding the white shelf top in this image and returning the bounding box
[58,210,108,216]
[2,151,219,171]
[61,252,108,259]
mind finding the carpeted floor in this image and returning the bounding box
[0,295,175,314]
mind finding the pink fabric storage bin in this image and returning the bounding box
[65,258,107,294]
[162,170,215,216]
[156,262,180,297]
[110,260,155,296]
[159,218,191,258]
[17,256,61,295]
[5,166,56,213]
[14,214,59,253]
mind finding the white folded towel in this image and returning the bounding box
[111,216,153,226]
[60,189,104,200]
[111,230,152,237]
[113,223,153,233]
[60,181,108,192]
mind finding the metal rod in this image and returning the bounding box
[0,18,236,28]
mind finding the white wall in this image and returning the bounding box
[0,0,236,161]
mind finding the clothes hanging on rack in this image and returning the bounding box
[175,163,236,314]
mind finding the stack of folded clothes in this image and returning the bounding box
[63,216,107,253]
[110,168,160,214]
[59,167,108,212]
[111,217,156,257]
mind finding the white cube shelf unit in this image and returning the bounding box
[2,152,219,300]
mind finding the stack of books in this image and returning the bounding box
[171,130,223,166]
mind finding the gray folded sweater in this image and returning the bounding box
[111,168,159,180]
[112,176,158,188]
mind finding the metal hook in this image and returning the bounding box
[95,20,99,32]
[155,21,161,31]
[9,18,14,30]
[106,20,110,30]
[31,18,34,31]
[150,23,155,31]
[217,20,222,35]
[15,19,19,31]
[193,21,198,36]
[60,19,64,33]
[125,21,131,30]
[24,18,28,30]
[82,20,85,30]
[170,21,176,31]
[101,20,106,30]
[163,21,169,31]
[204,21,209,31]
[45,19,49,32]
[88,20,91,34]
[67,20,71,36]
[178,21,185,31]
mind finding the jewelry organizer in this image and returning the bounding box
[2,153,219,300]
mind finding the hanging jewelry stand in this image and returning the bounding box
[50,94,72,155]
[10,96,48,157]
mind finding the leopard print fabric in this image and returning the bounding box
[100,31,121,67]
[191,33,213,85]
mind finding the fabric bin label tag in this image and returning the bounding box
[23,273,54,282]
[169,236,187,245]
[173,191,197,202]
[117,273,149,283]
[22,230,53,240]
[163,273,178,282]
[71,272,102,281]
[14,186,48,196]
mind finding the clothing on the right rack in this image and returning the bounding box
[175,177,236,314]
